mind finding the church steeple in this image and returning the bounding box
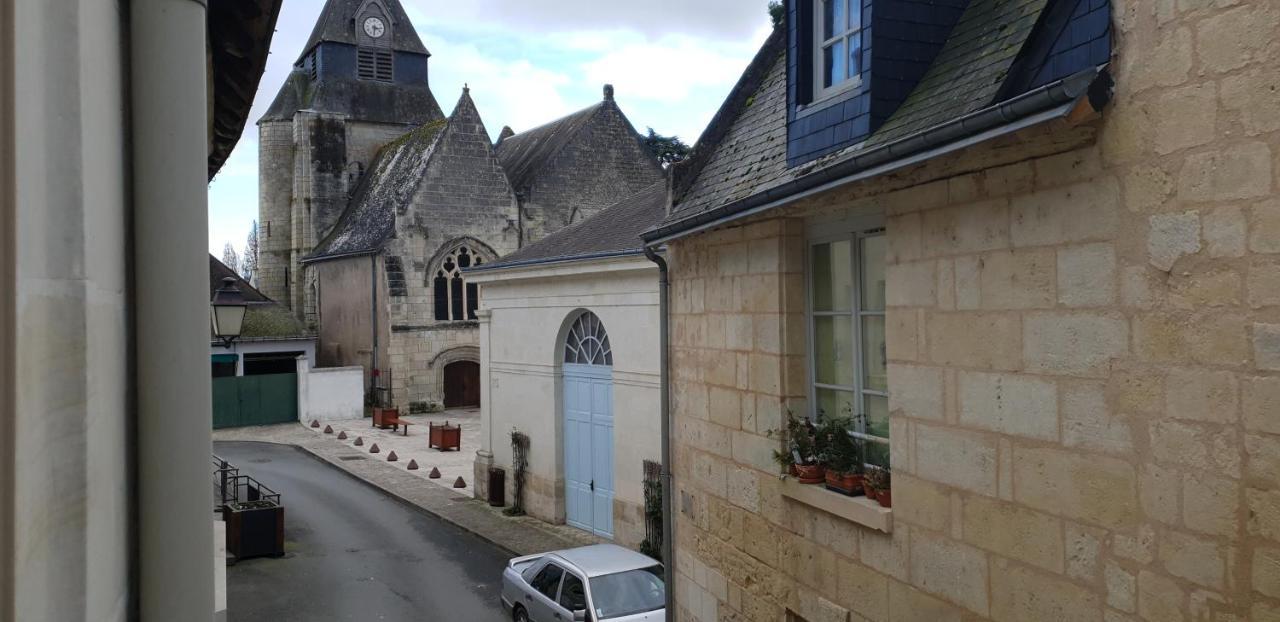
[259,0,442,125]
[296,0,430,65]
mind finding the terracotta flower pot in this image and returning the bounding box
[824,471,862,496]
[862,484,876,499]
[877,488,892,508]
[794,463,826,484]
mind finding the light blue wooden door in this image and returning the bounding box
[562,312,615,539]
[564,364,613,537]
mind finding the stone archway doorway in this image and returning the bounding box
[443,360,480,408]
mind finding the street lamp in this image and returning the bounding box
[211,276,248,347]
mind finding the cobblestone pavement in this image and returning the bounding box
[213,417,601,557]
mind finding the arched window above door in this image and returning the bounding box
[564,312,612,366]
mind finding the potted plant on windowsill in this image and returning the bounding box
[771,413,824,484]
[866,466,891,508]
[817,417,864,496]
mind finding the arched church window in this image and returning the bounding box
[433,246,484,321]
[563,312,612,366]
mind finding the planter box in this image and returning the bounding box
[429,421,461,451]
[222,500,284,561]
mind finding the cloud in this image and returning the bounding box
[425,36,574,133]
[408,0,773,42]
[582,34,758,103]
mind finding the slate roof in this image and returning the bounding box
[471,181,668,272]
[867,0,1051,146]
[209,256,311,339]
[307,119,448,259]
[657,0,1103,238]
[260,69,444,125]
[495,103,605,192]
[297,0,429,64]
[668,29,790,220]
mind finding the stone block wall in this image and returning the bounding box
[257,120,295,304]
[667,1,1280,619]
[519,102,664,244]
[381,93,520,408]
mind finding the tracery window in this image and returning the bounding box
[563,311,612,366]
[433,246,482,321]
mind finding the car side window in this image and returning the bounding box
[531,564,565,600]
[559,573,587,612]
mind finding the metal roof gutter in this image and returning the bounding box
[462,248,648,275]
[642,65,1112,246]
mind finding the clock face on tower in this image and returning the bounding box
[363,16,386,38]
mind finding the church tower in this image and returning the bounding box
[256,0,444,323]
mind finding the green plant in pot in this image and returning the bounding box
[817,417,864,495]
[770,412,824,483]
[866,465,892,508]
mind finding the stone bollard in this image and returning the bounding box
[428,467,441,479]
[387,451,398,462]
[453,477,466,489]
[407,460,419,470]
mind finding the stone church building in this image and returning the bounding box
[256,0,662,409]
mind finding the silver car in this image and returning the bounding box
[501,544,665,622]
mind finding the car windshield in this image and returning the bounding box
[589,565,664,619]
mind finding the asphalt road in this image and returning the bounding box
[215,441,510,621]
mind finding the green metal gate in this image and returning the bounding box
[212,373,298,429]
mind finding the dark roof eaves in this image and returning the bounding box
[464,249,649,275]
[645,65,1110,245]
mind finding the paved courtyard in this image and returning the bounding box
[304,408,482,496]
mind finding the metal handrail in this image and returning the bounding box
[212,454,282,508]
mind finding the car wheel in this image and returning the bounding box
[512,604,529,622]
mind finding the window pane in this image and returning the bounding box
[814,316,855,387]
[532,565,564,600]
[864,394,890,466]
[860,235,886,311]
[815,387,856,421]
[811,241,853,312]
[847,32,862,78]
[559,574,587,611]
[848,0,861,30]
[824,39,846,89]
[862,315,886,392]
[824,0,843,39]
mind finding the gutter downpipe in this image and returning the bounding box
[130,0,215,618]
[371,253,380,407]
[642,245,673,617]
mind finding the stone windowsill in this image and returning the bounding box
[780,477,893,533]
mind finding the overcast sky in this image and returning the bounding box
[207,0,774,256]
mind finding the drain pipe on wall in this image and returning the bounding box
[642,245,674,617]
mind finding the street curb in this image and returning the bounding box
[292,442,525,558]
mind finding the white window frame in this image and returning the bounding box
[805,223,889,463]
[811,0,864,103]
